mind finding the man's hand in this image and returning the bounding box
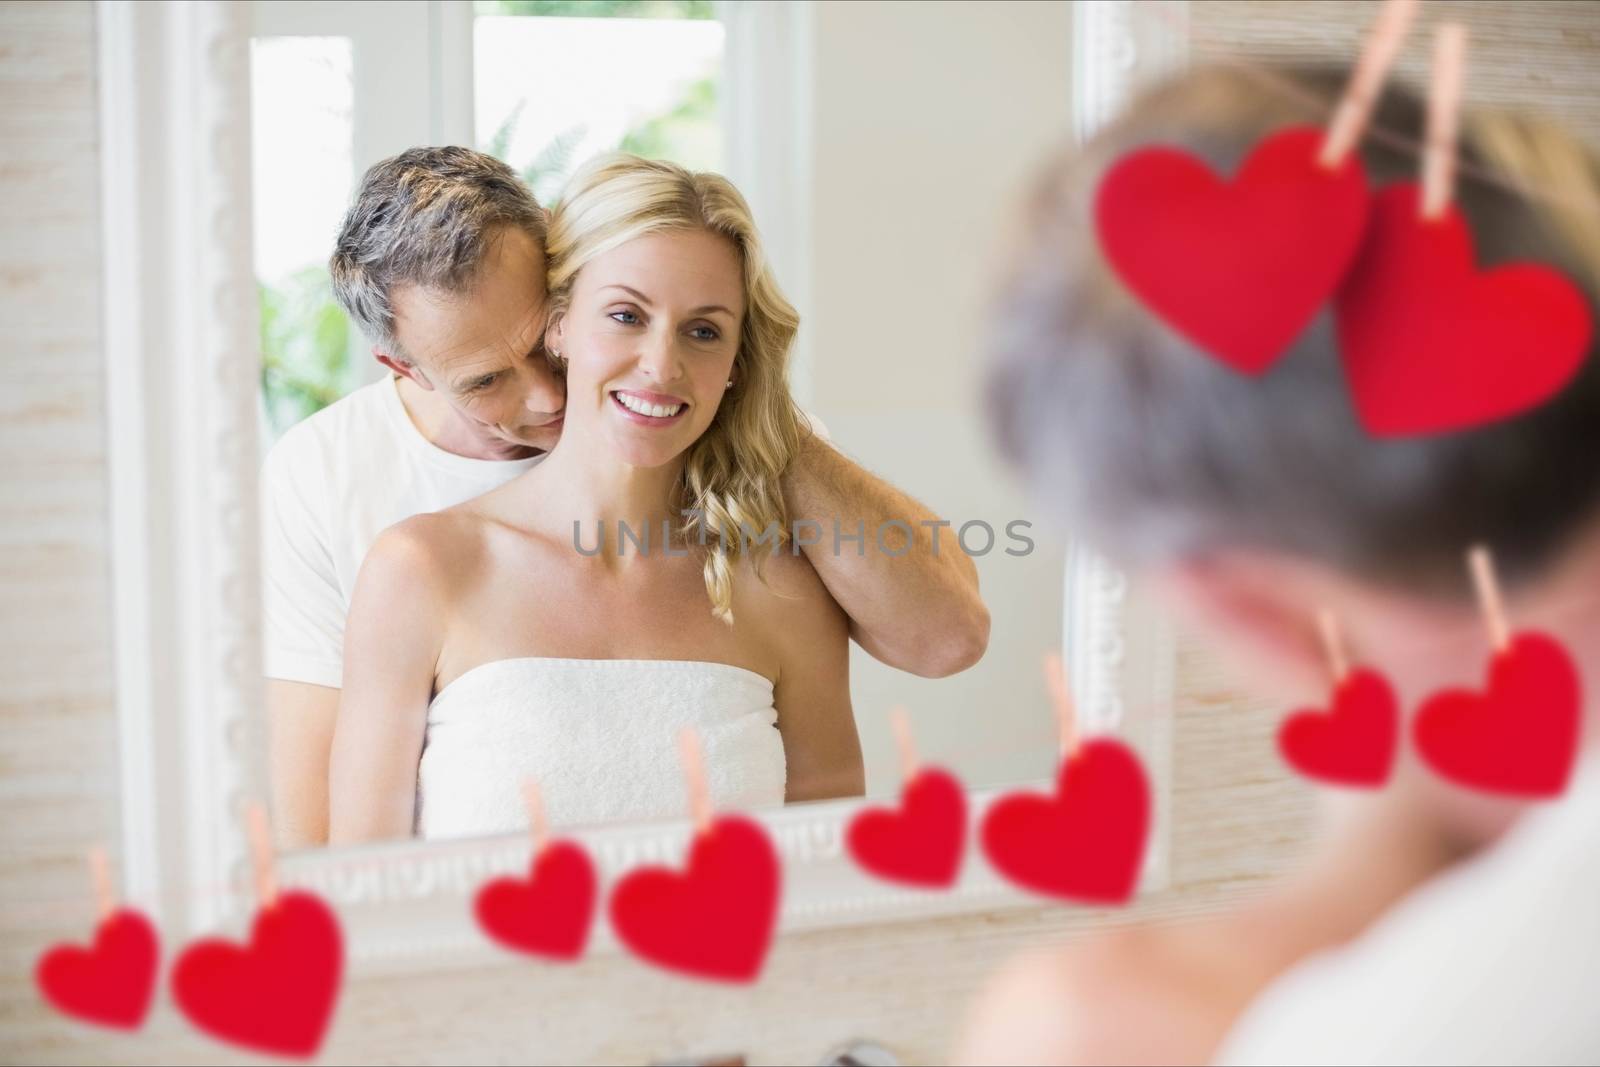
[266,679,340,849]
[782,432,990,678]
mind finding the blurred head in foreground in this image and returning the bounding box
[986,62,1600,845]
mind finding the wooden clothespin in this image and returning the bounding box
[88,844,116,923]
[1421,23,1469,220]
[678,728,714,836]
[1319,0,1421,168]
[1318,608,1352,686]
[1468,543,1512,653]
[1044,651,1079,760]
[246,802,279,909]
[889,705,919,783]
[523,781,550,857]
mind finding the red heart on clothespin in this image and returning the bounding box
[475,841,597,961]
[1413,630,1582,797]
[1278,667,1400,788]
[980,737,1151,905]
[171,890,343,1058]
[35,909,159,1031]
[1336,183,1592,436]
[1095,125,1370,374]
[608,815,780,984]
[847,767,967,888]
[172,805,342,1058]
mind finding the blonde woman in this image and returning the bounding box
[329,154,864,843]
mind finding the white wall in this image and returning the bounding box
[804,0,1077,791]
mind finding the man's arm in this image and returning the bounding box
[266,681,340,850]
[259,439,349,849]
[782,431,990,678]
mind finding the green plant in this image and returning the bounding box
[485,72,719,205]
[477,0,722,200]
[521,123,591,205]
[617,73,718,171]
[259,265,350,437]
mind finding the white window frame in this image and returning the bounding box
[250,0,475,387]
[720,0,816,407]
[250,0,475,171]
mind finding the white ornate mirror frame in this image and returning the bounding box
[100,0,1189,971]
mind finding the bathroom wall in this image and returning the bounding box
[804,0,1076,798]
[1194,0,1600,146]
[1,1,126,1061]
[5,1,1597,1063]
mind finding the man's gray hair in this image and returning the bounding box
[329,146,545,359]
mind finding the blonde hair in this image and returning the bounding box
[545,153,805,622]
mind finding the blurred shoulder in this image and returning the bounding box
[958,925,1250,1065]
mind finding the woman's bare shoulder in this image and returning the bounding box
[733,544,822,599]
[362,509,494,603]
[730,547,848,646]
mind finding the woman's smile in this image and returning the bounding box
[610,388,691,426]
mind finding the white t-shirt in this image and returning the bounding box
[261,375,828,688]
[261,376,545,688]
[1217,752,1600,1066]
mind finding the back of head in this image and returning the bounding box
[987,62,1600,602]
[330,146,546,360]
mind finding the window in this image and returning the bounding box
[251,36,357,442]
[474,0,723,204]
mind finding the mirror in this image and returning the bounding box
[104,0,1177,952]
[253,1,1089,853]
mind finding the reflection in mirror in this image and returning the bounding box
[255,2,1072,854]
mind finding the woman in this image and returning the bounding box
[962,63,1600,1063]
[329,154,864,843]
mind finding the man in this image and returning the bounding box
[957,60,1600,1066]
[263,147,990,848]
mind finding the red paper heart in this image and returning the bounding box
[171,890,343,1059]
[846,767,967,888]
[980,738,1150,905]
[1413,631,1583,798]
[1095,124,1370,374]
[474,840,597,961]
[35,909,159,1030]
[1337,183,1593,436]
[1277,667,1399,788]
[607,815,780,983]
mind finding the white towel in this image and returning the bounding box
[416,657,786,840]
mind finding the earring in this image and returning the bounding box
[726,379,734,388]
